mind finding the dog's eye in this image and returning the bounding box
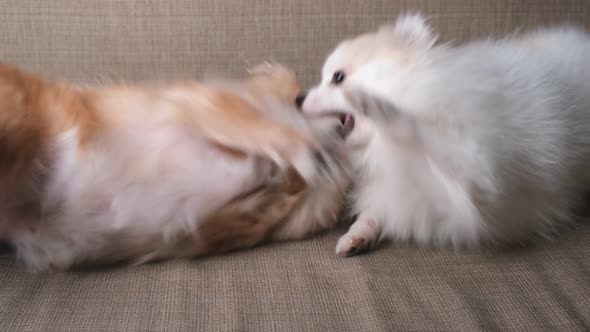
[332,70,346,85]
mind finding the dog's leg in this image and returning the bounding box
[346,89,420,146]
[335,213,383,257]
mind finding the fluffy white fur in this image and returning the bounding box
[302,13,590,255]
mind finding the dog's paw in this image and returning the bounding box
[247,62,300,103]
[344,89,418,143]
[20,250,66,273]
[336,234,374,257]
[247,62,294,80]
[335,217,382,257]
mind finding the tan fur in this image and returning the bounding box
[0,62,348,271]
[193,166,306,257]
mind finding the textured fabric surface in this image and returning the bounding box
[1,0,590,331]
[2,229,590,331]
[1,0,589,86]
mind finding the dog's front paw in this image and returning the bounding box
[247,62,295,80]
[246,62,300,103]
[335,217,382,257]
[335,234,373,257]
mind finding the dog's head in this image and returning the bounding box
[298,13,437,150]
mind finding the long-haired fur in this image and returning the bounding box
[0,63,349,272]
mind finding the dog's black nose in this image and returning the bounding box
[295,93,306,109]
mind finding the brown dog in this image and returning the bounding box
[0,63,349,272]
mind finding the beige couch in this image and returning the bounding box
[1,1,590,331]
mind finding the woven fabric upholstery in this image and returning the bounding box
[1,1,590,331]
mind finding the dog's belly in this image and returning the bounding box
[14,125,263,271]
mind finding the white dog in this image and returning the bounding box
[300,13,590,256]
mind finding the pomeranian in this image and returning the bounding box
[300,13,590,256]
[0,63,349,272]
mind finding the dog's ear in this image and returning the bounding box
[379,13,437,49]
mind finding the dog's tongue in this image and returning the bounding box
[339,113,355,139]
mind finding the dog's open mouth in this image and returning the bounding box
[338,113,355,139]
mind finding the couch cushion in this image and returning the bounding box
[1,0,590,331]
[2,228,590,331]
